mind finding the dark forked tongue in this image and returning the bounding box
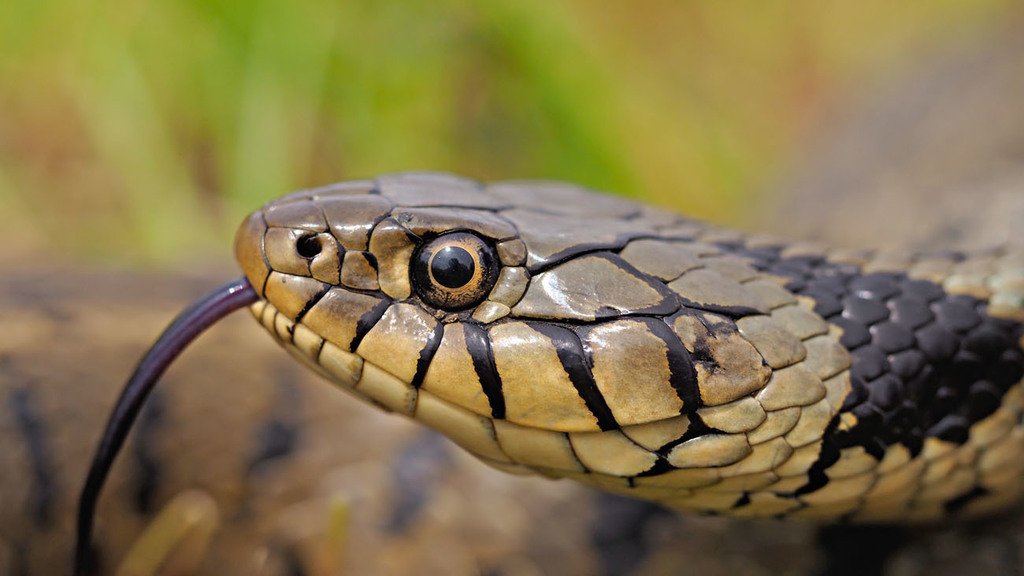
[73,277,258,575]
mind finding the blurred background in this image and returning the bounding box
[1,0,1021,267]
[3,3,1024,575]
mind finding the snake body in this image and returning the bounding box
[234,172,1024,523]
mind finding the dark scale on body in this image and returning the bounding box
[727,244,1024,503]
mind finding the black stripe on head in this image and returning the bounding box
[410,322,444,389]
[350,298,390,351]
[10,387,57,527]
[293,283,332,325]
[643,318,702,410]
[529,323,619,431]
[464,324,505,419]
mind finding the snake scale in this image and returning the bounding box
[68,170,1024,576]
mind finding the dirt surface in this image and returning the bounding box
[762,26,1024,252]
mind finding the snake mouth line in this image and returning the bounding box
[73,277,259,576]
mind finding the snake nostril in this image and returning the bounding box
[296,234,322,259]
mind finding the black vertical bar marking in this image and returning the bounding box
[293,283,332,325]
[350,299,390,351]
[795,416,841,496]
[464,324,505,419]
[10,388,57,527]
[530,323,618,431]
[649,413,715,459]
[410,322,444,389]
[644,318,702,410]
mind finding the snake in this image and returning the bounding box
[74,171,1024,573]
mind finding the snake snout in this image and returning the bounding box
[235,210,271,296]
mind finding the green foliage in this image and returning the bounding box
[0,0,1015,264]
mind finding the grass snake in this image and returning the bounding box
[75,172,1024,573]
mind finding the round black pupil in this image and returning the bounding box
[431,246,475,289]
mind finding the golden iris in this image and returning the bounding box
[412,232,499,310]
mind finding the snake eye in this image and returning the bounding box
[412,232,499,310]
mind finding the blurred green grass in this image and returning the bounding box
[0,0,1017,265]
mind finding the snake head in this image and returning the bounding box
[231,171,841,496]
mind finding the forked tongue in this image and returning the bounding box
[73,277,258,575]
